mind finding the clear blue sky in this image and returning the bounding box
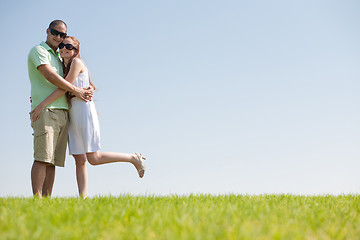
[1,0,360,197]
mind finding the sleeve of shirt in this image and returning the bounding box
[28,46,50,68]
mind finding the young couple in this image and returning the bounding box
[28,20,146,198]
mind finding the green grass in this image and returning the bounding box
[0,194,359,239]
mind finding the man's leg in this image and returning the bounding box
[42,164,55,197]
[31,161,47,197]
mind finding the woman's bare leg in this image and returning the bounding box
[73,154,88,198]
[86,151,145,177]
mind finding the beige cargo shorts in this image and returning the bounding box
[30,108,68,167]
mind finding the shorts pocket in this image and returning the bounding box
[33,130,53,161]
[47,108,58,120]
[33,129,48,137]
[31,113,47,136]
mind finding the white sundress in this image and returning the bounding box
[68,67,101,155]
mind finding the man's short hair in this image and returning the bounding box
[49,20,67,30]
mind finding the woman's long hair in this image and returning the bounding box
[62,36,96,89]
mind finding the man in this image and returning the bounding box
[28,20,91,197]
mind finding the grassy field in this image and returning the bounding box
[0,194,359,239]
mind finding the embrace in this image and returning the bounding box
[28,20,146,198]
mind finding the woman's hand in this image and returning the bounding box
[31,104,46,122]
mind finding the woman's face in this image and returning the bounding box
[59,38,77,59]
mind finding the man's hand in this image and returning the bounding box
[84,86,94,101]
[73,87,92,102]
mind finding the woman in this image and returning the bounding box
[31,36,146,198]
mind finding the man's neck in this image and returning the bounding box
[45,41,58,53]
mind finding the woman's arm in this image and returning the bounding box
[38,64,89,101]
[31,59,85,122]
[65,59,94,100]
[30,88,67,121]
[65,58,85,85]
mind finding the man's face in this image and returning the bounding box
[46,24,67,49]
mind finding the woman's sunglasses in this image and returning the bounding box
[49,28,67,39]
[59,43,77,51]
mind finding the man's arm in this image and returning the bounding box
[31,59,94,122]
[37,64,89,101]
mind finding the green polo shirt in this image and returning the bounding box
[28,41,68,111]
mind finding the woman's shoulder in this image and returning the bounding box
[72,57,85,66]
[71,58,87,72]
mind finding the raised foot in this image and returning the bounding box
[134,153,146,178]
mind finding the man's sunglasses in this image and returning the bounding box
[59,43,77,51]
[49,28,67,39]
